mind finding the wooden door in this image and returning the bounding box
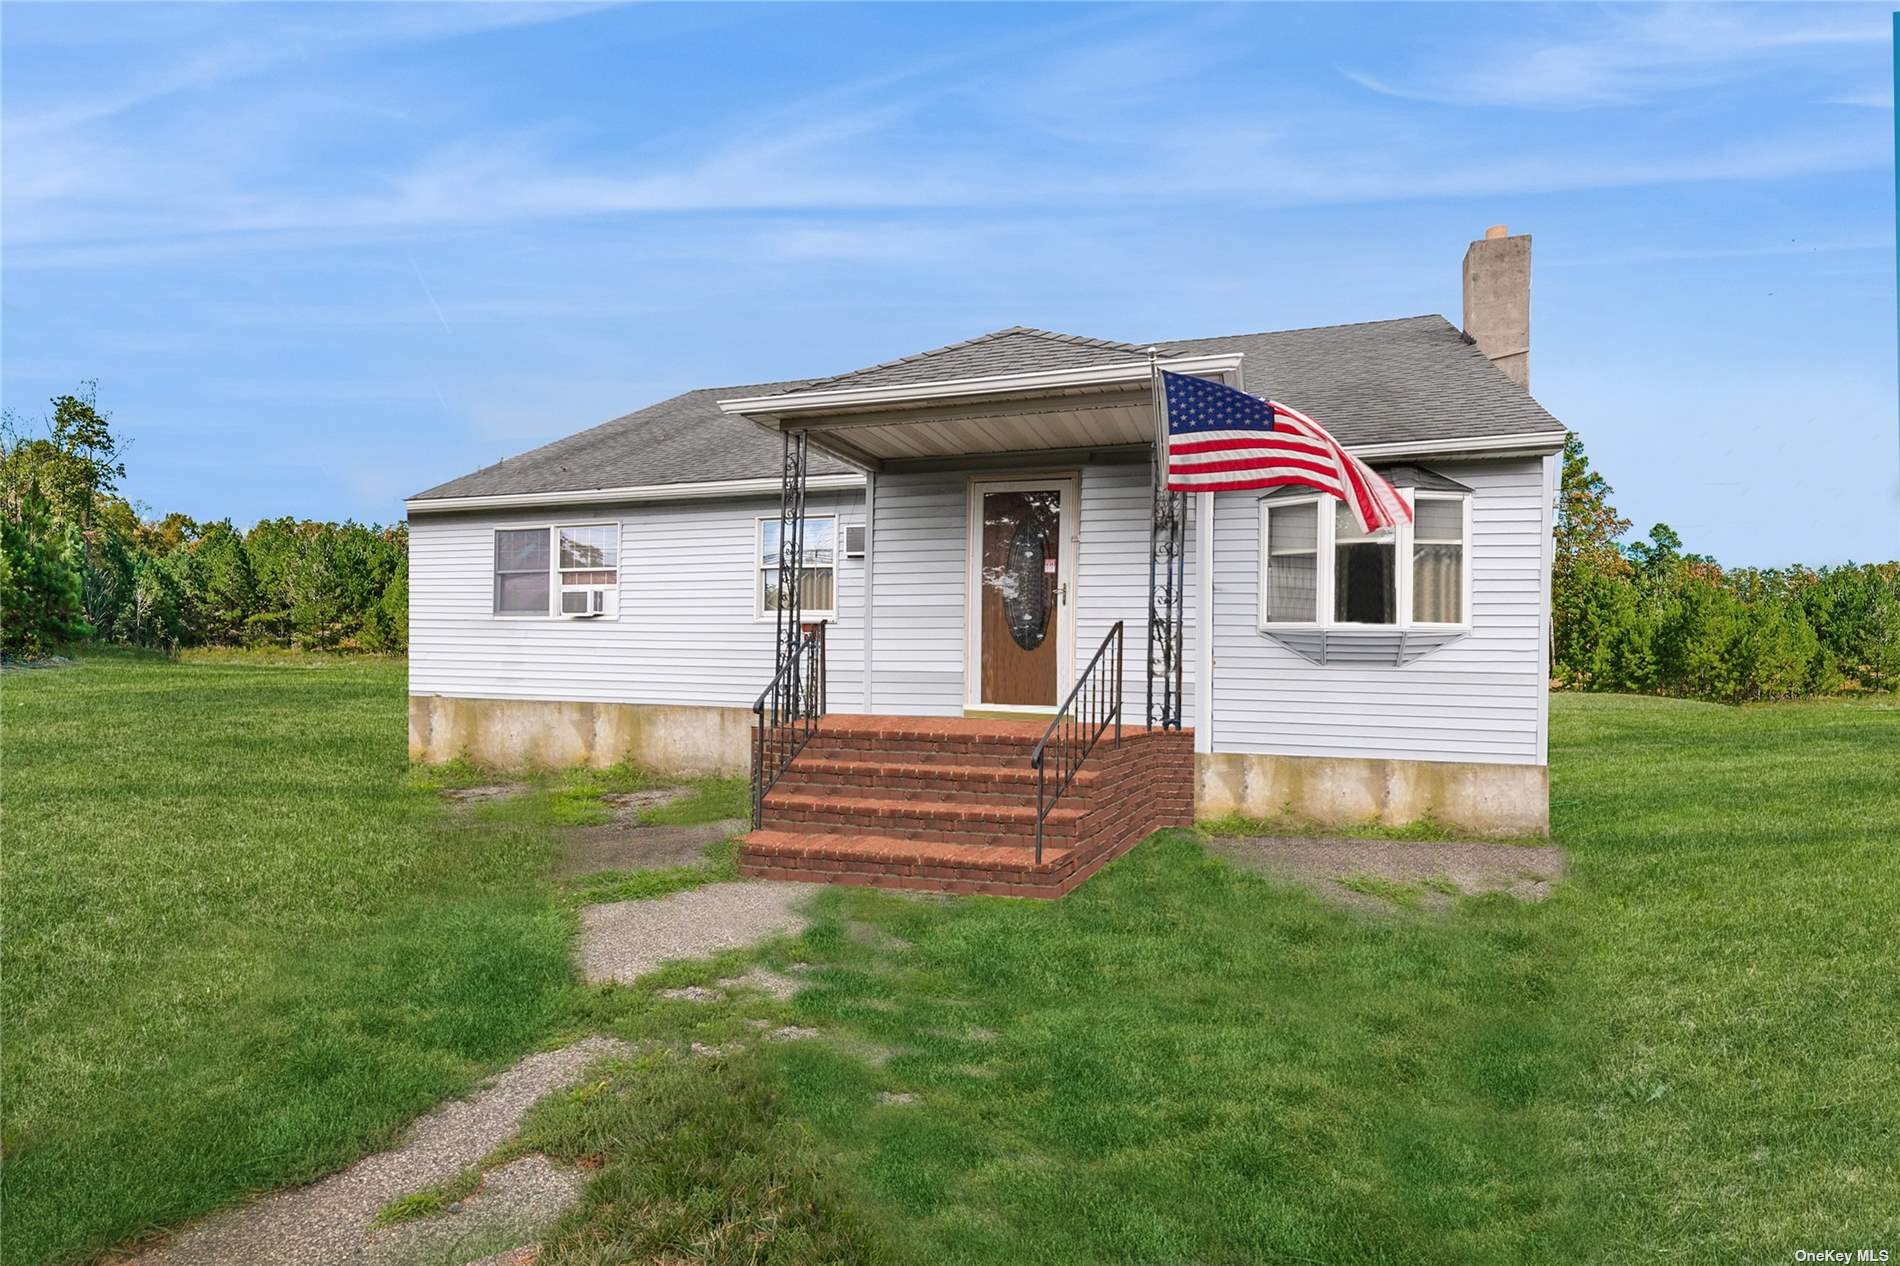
[975,484,1068,707]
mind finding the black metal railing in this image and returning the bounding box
[752,620,827,828]
[1030,621,1124,863]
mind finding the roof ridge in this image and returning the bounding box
[1157,313,1451,344]
[784,325,1178,394]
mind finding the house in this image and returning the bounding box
[407,227,1564,895]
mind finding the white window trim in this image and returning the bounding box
[1257,489,1472,633]
[1408,490,1473,631]
[491,523,622,620]
[754,514,839,623]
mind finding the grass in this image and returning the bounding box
[1545,693,1900,1260]
[6,653,1896,1264]
[0,650,741,1266]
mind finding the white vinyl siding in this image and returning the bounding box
[864,471,966,715]
[410,492,864,710]
[1210,458,1548,765]
[1074,462,1195,728]
[863,462,1193,723]
[412,455,1547,766]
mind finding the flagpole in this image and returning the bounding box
[1146,348,1161,733]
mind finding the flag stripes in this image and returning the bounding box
[1157,370,1410,533]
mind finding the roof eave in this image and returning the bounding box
[1348,431,1568,461]
[405,472,867,515]
[718,353,1246,423]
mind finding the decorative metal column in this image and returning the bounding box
[1147,441,1187,731]
[774,430,808,715]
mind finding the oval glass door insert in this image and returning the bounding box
[1003,516,1050,651]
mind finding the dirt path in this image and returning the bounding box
[576,881,816,985]
[1204,834,1565,913]
[123,878,819,1265]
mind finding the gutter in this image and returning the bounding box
[405,472,867,515]
[718,354,1246,420]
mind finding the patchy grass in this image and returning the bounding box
[748,838,1575,1265]
[1197,808,1544,845]
[563,837,744,907]
[9,655,1895,1266]
[0,652,743,1266]
[1334,872,1429,908]
[516,1046,889,1266]
[373,1166,485,1228]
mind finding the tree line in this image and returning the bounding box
[2,385,407,656]
[1553,434,1897,701]
[3,384,1895,700]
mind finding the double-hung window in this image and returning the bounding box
[557,525,618,615]
[757,516,836,620]
[1410,494,1467,625]
[492,524,619,618]
[1260,488,1470,631]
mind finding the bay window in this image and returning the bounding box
[1259,487,1470,631]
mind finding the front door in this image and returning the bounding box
[968,476,1076,710]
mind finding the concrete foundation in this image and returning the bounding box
[1195,751,1548,837]
[408,695,752,776]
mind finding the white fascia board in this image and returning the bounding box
[717,353,1245,420]
[1349,430,1568,461]
[406,472,866,515]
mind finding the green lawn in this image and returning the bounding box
[0,651,732,1266]
[3,654,1895,1264]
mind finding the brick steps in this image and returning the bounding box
[741,715,1195,900]
[775,757,1099,805]
[760,790,1083,847]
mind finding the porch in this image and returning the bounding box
[738,713,1194,897]
[720,334,1233,894]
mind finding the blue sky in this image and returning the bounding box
[2,2,1893,566]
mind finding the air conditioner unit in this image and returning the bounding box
[843,524,867,558]
[562,589,608,618]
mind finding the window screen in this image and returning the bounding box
[1334,502,1396,624]
[494,528,551,614]
[1264,502,1318,622]
[760,518,837,615]
[1412,497,1465,623]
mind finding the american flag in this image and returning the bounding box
[1159,370,1411,534]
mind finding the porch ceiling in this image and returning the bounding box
[717,353,1244,471]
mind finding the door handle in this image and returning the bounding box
[1059,582,1069,606]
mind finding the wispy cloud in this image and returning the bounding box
[1342,5,1889,109]
[5,4,608,136]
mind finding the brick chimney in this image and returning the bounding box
[1462,224,1531,388]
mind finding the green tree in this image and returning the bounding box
[0,491,92,656]
[1551,432,1633,684]
[0,383,129,528]
[197,522,259,643]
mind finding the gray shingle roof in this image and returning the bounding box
[1159,315,1563,449]
[411,314,1563,502]
[786,326,1177,392]
[411,380,855,501]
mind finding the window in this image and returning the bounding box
[494,528,551,615]
[1334,501,1397,624]
[1259,491,1470,630]
[492,524,619,618]
[1411,495,1466,625]
[758,516,836,619]
[1263,501,1318,622]
[558,525,618,615]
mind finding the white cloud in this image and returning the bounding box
[1343,5,1890,110]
